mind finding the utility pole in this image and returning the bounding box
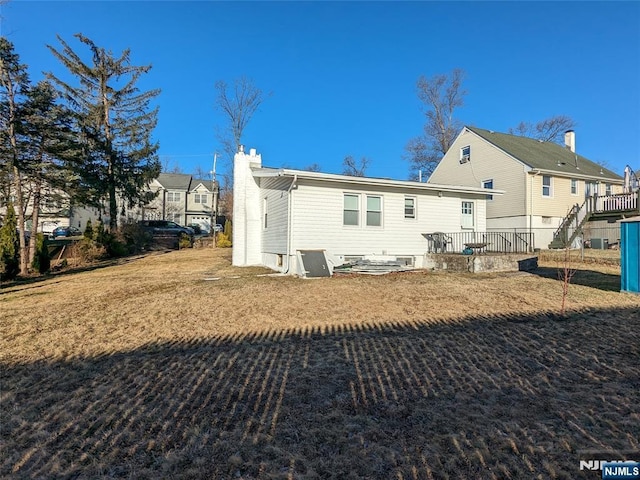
[211,152,218,247]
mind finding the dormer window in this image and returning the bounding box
[460,146,471,164]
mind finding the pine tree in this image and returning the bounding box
[0,37,31,274]
[47,34,161,230]
[0,203,19,280]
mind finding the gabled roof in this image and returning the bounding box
[156,173,192,190]
[466,126,622,181]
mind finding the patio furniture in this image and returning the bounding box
[464,242,488,254]
[425,232,452,253]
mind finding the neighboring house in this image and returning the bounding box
[142,173,219,231]
[0,185,101,236]
[428,127,636,249]
[232,147,502,275]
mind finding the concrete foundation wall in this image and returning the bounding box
[423,254,538,273]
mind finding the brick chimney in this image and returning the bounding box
[564,130,576,153]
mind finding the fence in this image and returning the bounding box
[426,231,535,254]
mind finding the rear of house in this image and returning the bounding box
[233,148,497,275]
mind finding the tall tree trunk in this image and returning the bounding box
[11,165,28,274]
[28,175,43,264]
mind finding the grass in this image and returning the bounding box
[1,248,639,479]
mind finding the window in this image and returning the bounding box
[482,179,494,200]
[167,192,181,202]
[542,175,552,197]
[585,181,597,198]
[605,183,612,196]
[404,196,416,219]
[343,194,359,226]
[570,179,578,195]
[366,195,382,226]
[461,201,474,228]
[460,145,471,164]
[168,213,181,223]
[194,193,208,204]
[263,198,268,229]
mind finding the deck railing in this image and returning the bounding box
[425,231,535,254]
[591,191,639,214]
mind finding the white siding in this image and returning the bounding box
[260,177,292,254]
[289,179,487,259]
[429,128,527,220]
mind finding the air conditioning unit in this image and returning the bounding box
[459,155,470,164]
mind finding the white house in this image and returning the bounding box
[428,127,628,249]
[232,147,502,275]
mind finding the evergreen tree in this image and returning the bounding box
[83,219,94,239]
[21,80,80,265]
[0,203,19,280]
[47,34,161,230]
[0,37,31,274]
[31,233,50,274]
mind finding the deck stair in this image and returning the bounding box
[549,188,640,249]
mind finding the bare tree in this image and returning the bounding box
[303,163,322,172]
[406,69,466,180]
[214,77,266,161]
[509,115,576,144]
[342,155,369,177]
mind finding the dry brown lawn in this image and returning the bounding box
[1,248,639,479]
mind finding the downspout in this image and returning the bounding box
[283,174,297,274]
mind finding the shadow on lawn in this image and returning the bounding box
[2,308,639,479]
[533,266,622,292]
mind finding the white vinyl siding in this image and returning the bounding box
[429,128,524,220]
[288,179,487,257]
[260,177,291,254]
[366,195,382,226]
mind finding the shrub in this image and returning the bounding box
[84,219,94,240]
[74,237,107,263]
[0,204,19,281]
[120,221,151,253]
[31,233,51,274]
[216,232,232,248]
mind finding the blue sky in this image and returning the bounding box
[2,1,639,182]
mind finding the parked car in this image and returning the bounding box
[138,220,194,247]
[52,226,82,238]
[213,224,224,233]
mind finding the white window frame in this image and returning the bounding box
[404,196,416,219]
[461,201,474,229]
[194,193,208,204]
[605,183,612,196]
[570,179,578,196]
[460,145,471,164]
[343,193,360,226]
[366,195,382,227]
[542,175,552,197]
[167,192,181,202]
[482,179,494,200]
